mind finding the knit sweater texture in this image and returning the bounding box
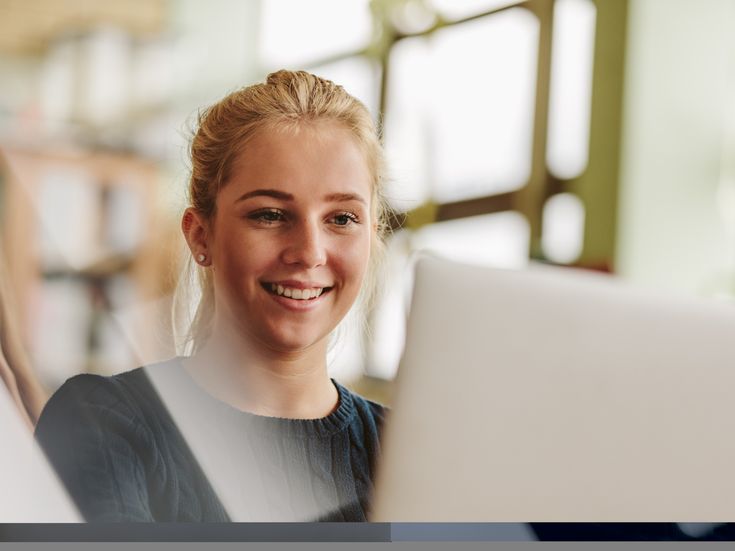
[35,358,386,522]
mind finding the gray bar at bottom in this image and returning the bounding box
[2,542,735,551]
[0,523,390,542]
[391,523,535,541]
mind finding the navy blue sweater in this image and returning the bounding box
[35,359,386,522]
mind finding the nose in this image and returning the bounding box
[282,219,327,268]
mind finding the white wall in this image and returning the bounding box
[616,0,735,298]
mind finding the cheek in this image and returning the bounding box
[337,234,372,289]
[213,234,268,290]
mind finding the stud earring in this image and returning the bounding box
[197,253,207,264]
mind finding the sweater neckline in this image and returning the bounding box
[163,357,356,439]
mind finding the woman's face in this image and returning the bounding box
[200,122,373,355]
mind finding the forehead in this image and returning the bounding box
[222,121,372,200]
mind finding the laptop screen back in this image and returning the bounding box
[372,256,735,521]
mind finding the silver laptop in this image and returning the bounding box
[372,255,735,522]
[0,384,80,522]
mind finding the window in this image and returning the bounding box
[258,0,605,379]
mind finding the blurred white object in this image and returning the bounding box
[541,192,585,264]
[546,0,596,179]
[0,384,80,522]
[79,27,131,126]
[259,0,371,68]
[374,255,735,521]
[384,9,538,208]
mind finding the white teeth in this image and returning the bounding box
[270,285,325,300]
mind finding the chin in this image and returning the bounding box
[261,330,328,355]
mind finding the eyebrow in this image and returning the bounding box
[236,189,294,202]
[323,192,367,205]
[236,189,367,205]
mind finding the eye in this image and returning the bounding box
[331,212,360,227]
[249,209,286,224]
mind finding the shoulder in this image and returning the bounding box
[39,371,137,423]
[36,359,182,436]
[335,380,388,433]
[33,360,189,522]
[49,368,146,403]
[42,365,156,416]
[353,391,388,424]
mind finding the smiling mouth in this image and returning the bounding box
[261,282,333,301]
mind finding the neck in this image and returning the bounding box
[183,324,338,419]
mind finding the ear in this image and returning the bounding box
[182,208,211,264]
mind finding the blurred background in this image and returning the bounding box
[0,0,734,404]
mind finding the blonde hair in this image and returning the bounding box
[176,70,390,353]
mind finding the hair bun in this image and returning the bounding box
[266,69,315,87]
[265,69,291,86]
[266,69,339,92]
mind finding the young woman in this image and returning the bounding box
[35,70,390,522]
